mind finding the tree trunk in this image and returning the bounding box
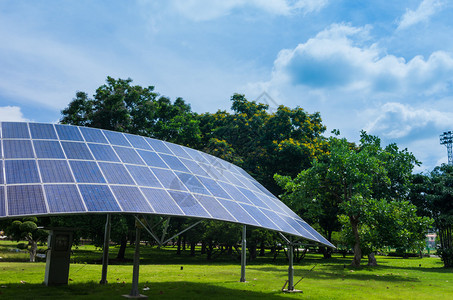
[367,252,377,266]
[259,241,265,256]
[176,235,182,255]
[350,215,361,267]
[29,240,37,262]
[201,241,206,255]
[190,241,196,256]
[116,235,128,260]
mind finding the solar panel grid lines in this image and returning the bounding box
[29,123,58,140]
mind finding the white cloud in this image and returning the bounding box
[168,0,328,21]
[268,24,453,97]
[397,0,445,30]
[364,102,453,139]
[0,106,29,122]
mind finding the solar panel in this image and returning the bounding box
[61,142,94,160]
[39,160,74,183]
[111,186,153,212]
[55,124,83,141]
[5,160,40,184]
[0,122,332,247]
[2,122,30,138]
[78,185,121,212]
[88,143,120,162]
[79,127,108,144]
[29,123,58,140]
[34,140,65,159]
[3,140,34,158]
[44,184,85,213]
[8,185,47,216]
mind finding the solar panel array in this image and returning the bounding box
[0,122,333,247]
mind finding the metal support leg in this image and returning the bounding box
[100,214,111,285]
[240,225,246,282]
[288,243,294,291]
[124,222,147,298]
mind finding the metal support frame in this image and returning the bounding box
[100,214,111,285]
[134,215,202,247]
[240,225,246,282]
[124,218,147,298]
[279,232,303,293]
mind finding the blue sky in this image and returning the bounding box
[1,0,453,172]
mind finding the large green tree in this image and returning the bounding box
[276,131,427,267]
[409,164,453,267]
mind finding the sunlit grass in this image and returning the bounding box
[0,241,452,299]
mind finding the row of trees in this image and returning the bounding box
[3,77,451,267]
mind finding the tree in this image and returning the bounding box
[409,164,453,267]
[198,94,326,195]
[5,217,48,262]
[276,131,426,267]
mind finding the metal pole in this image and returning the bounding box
[240,225,246,282]
[129,225,141,297]
[288,242,294,291]
[100,214,111,284]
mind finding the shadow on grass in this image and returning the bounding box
[0,281,292,300]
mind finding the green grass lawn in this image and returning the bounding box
[0,240,452,299]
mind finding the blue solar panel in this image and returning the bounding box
[196,176,232,199]
[184,148,209,164]
[218,182,252,204]
[55,124,83,141]
[168,190,210,217]
[138,150,168,168]
[0,187,5,216]
[78,185,121,212]
[0,122,332,247]
[111,186,153,212]
[125,134,152,150]
[180,158,210,177]
[261,209,300,236]
[240,204,279,231]
[8,185,47,215]
[34,140,65,158]
[88,143,120,162]
[150,168,187,191]
[217,199,259,226]
[194,194,236,222]
[222,171,246,187]
[114,146,145,165]
[69,160,106,183]
[103,130,130,146]
[175,172,210,195]
[144,138,173,154]
[160,154,189,172]
[141,188,184,215]
[99,162,135,185]
[2,122,29,138]
[238,187,270,209]
[164,143,192,159]
[61,142,94,160]
[80,127,108,143]
[5,160,40,184]
[126,165,162,187]
[3,140,34,158]
[44,184,85,213]
[29,123,58,139]
[39,160,74,183]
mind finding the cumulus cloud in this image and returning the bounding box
[168,0,328,21]
[269,23,453,96]
[364,102,453,139]
[0,106,29,122]
[397,0,445,30]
